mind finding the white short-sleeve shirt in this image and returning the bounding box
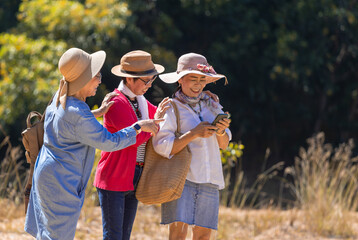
[152,98,232,190]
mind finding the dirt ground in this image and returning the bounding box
[1,204,357,240]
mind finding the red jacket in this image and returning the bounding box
[94,89,157,191]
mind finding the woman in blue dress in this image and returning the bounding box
[24,48,162,240]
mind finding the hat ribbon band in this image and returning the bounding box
[121,68,156,75]
[56,77,69,109]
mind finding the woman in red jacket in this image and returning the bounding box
[93,50,169,240]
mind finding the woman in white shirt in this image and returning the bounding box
[153,53,232,240]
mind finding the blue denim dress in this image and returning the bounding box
[24,94,137,240]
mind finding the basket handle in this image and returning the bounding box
[171,101,181,136]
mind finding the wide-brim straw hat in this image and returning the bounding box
[56,48,106,109]
[111,50,165,78]
[159,53,227,84]
[59,48,106,95]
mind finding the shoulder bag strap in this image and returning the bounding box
[171,100,181,136]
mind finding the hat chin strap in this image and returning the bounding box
[56,77,69,109]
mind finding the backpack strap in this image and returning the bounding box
[26,94,55,127]
[41,94,55,121]
[23,94,54,214]
[26,111,43,128]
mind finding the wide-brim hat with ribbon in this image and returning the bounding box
[159,53,227,84]
[56,48,106,109]
[111,50,165,78]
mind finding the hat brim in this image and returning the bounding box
[159,70,226,84]
[68,50,106,95]
[111,64,165,78]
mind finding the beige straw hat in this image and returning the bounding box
[56,48,106,109]
[159,53,227,84]
[111,50,165,78]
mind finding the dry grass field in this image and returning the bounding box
[1,199,358,240]
[2,134,358,239]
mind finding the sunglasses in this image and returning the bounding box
[137,75,157,86]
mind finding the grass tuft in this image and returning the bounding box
[285,132,358,238]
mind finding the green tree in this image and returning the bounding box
[127,0,358,170]
[0,33,67,137]
[15,0,177,94]
[3,0,358,177]
[0,0,178,145]
[0,0,21,32]
[16,0,132,61]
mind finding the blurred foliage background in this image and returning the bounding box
[1,0,358,187]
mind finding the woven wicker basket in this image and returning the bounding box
[136,101,191,204]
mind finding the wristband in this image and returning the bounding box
[133,123,142,134]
